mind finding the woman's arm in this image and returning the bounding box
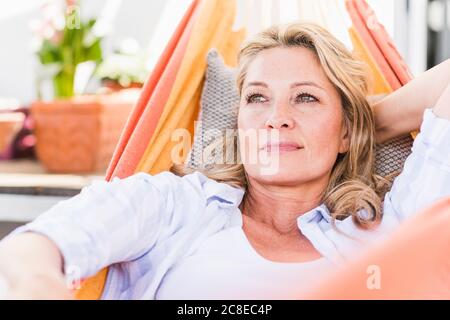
[0,233,73,299]
[372,58,450,144]
[433,82,450,120]
[0,172,176,298]
[381,88,450,222]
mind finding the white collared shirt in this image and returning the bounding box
[5,108,450,299]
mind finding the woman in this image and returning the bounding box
[1,23,449,299]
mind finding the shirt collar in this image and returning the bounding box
[194,171,245,206]
[194,170,336,227]
[297,203,332,226]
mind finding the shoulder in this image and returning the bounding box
[106,170,245,207]
[307,205,398,264]
[126,170,245,242]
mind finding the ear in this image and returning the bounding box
[338,123,350,154]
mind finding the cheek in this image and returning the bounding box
[238,111,255,163]
[237,108,268,156]
[301,112,344,168]
[237,106,266,130]
[237,111,246,131]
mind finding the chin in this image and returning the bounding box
[250,166,310,185]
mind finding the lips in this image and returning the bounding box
[262,142,303,152]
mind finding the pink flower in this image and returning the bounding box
[65,0,78,7]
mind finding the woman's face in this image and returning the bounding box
[238,46,349,186]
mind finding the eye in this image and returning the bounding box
[295,93,319,103]
[245,92,268,104]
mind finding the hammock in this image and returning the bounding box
[74,0,445,299]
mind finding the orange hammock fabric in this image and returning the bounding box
[347,0,418,138]
[74,0,446,299]
[105,0,200,180]
[349,27,392,95]
[135,0,245,175]
[346,0,402,90]
[351,0,414,86]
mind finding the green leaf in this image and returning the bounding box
[84,39,103,62]
[37,40,62,64]
[34,6,103,98]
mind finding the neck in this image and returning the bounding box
[240,175,329,236]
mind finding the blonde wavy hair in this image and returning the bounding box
[172,22,390,229]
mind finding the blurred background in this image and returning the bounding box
[1,0,449,105]
[0,0,449,239]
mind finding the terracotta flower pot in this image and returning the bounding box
[30,90,138,173]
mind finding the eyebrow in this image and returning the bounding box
[245,81,268,89]
[290,81,325,91]
[244,81,325,91]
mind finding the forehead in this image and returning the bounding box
[244,46,329,86]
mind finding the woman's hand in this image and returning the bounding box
[1,271,74,300]
[0,232,74,300]
[372,59,450,144]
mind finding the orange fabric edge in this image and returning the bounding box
[136,0,237,172]
[105,0,200,180]
[349,27,392,95]
[74,267,108,300]
[345,0,401,90]
[353,0,414,85]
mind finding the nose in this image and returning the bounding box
[264,102,295,130]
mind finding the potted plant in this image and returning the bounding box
[96,39,147,92]
[30,1,135,173]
